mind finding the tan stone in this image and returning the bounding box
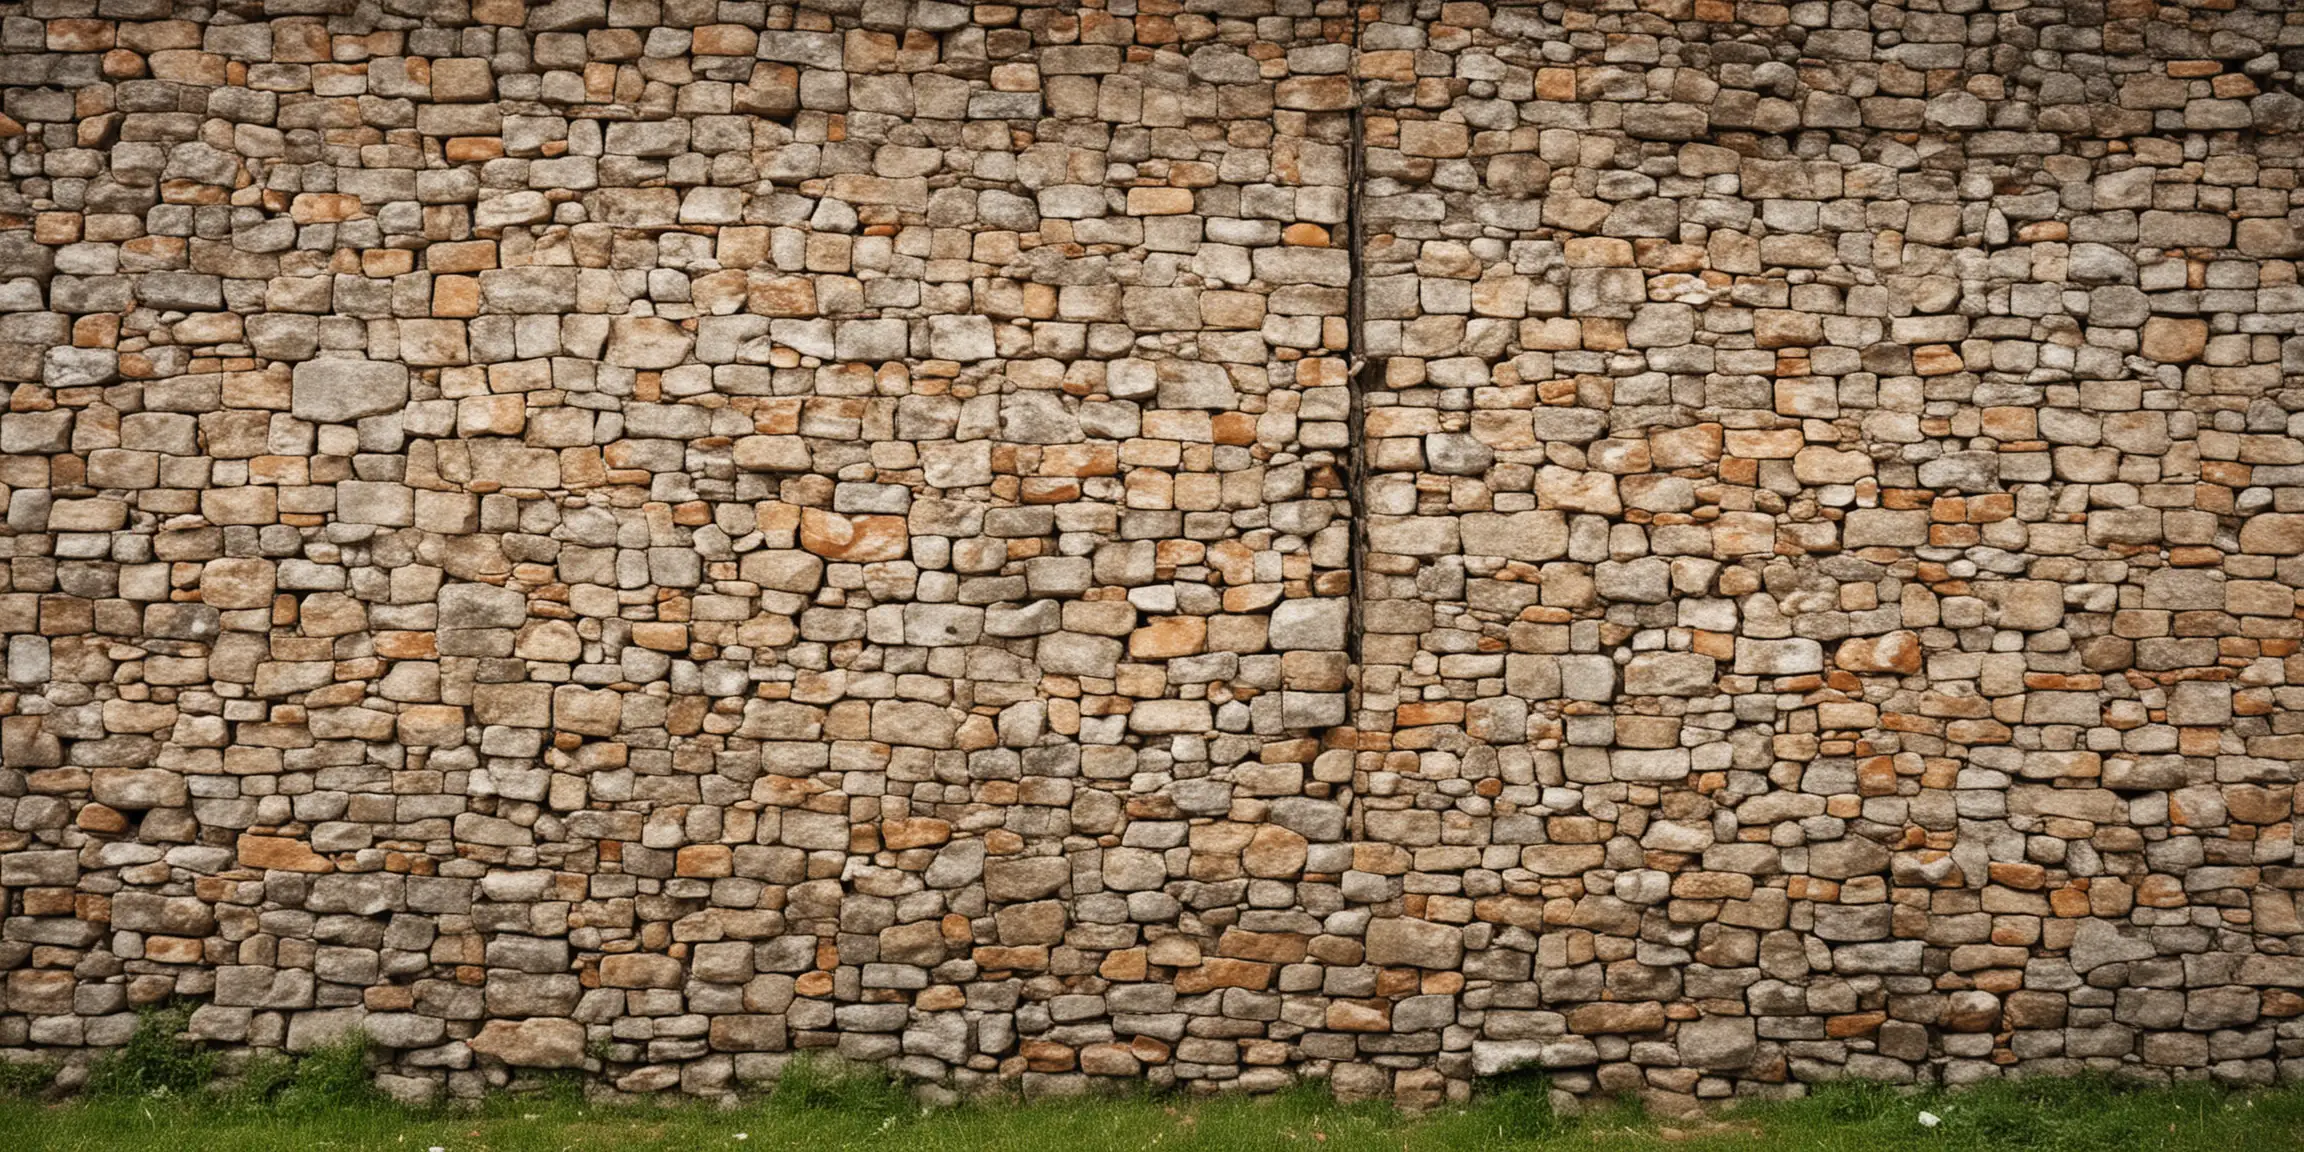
[2140,317,2208,362]
[237,835,334,873]
[1242,825,1308,878]
[396,705,467,746]
[1126,187,1195,215]
[1836,631,1924,673]
[469,1018,587,1068]
[1128,616,1206,659]
[799,508,908,561]
[201,558,275,609]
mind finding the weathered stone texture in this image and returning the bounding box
[0,0,2301,1116]
[1355,0,2304,1112]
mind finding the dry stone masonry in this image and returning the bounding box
[0,0,2302,1115]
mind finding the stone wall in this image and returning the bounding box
[1,0,2303,1112]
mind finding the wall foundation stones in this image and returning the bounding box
[1,0,2303,1114]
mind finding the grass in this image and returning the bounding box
[0,1064,2299,1152]
[80,1004,212,1101]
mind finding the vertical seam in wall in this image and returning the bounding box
[1340,17,1370,844]
[1344,23,1368,682]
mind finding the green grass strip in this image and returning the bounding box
[2,1070,2302,1152]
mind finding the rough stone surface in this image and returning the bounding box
[1,0,2303,1116]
